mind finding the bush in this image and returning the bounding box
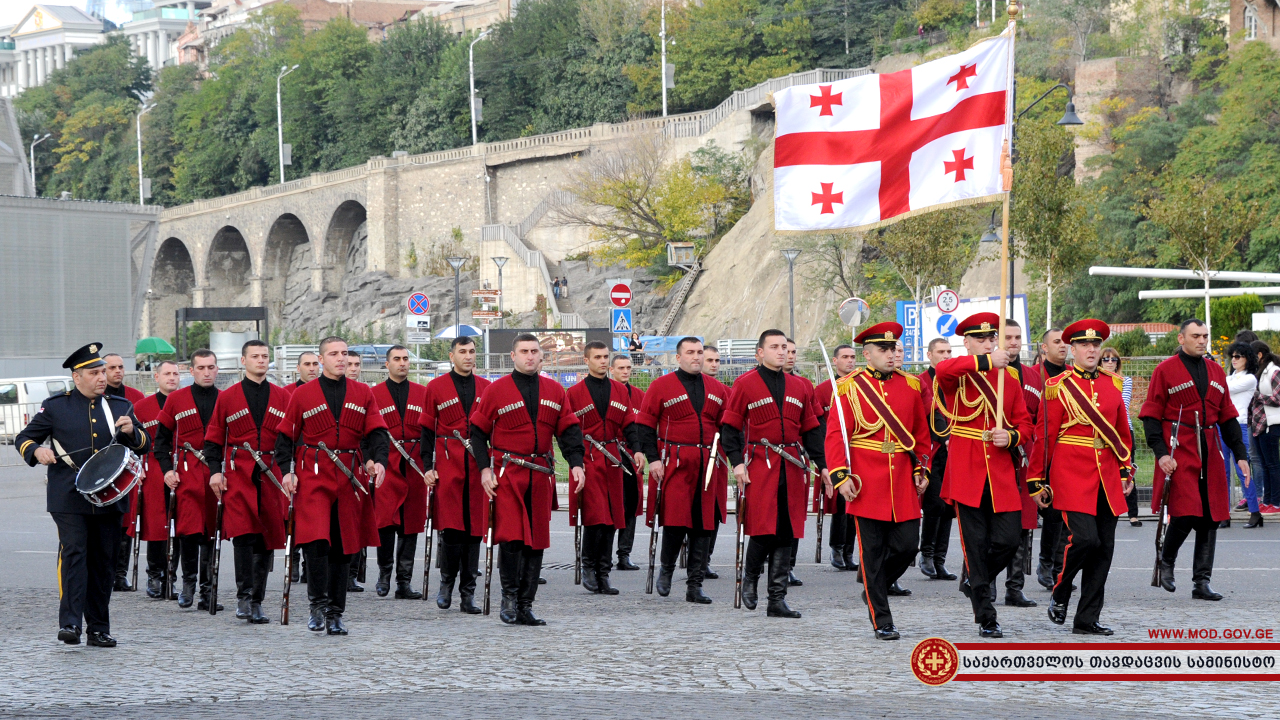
[1210,294,1264,340]
[1104,327,1153,356]
[1154,329,1180,356]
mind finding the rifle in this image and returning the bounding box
[130,476,143,590]
[574,496,583,585]
[645,471,665,594]
[163,484,177,600]
[1152,407,1183,587]
[734,480,747,609]
[483,498,496,615]
[208,496,224,615]
[814,481,825,564]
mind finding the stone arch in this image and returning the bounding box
[149,237,195,339]
[324,199,367,293]
[205,225,254,308]
[262,213,313,335]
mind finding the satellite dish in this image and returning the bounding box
[838,297,869,328]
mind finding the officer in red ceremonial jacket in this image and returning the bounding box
[203,340,290,624]
[721,330,827,619]
[611,353,646,571]
[104,352,147,592]
[567,342,644,595]
[1140,319,1249,601]
[825,322,930,640]
[153,350,222,611]
[1026,319,1135,635]
[932,312,1033,638]
[131,361,180,598]
[636,338,731,603]
[422,336,491,613]
[471,334,585,626]
[277,337,391,636]
[363,345,430,600]
[917,338,956,583]
[815,343,857,571]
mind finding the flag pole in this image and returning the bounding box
[995,1,1018,430]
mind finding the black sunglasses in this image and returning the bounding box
[1100,357,1119,362]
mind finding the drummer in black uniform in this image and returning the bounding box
[15,343,150,647]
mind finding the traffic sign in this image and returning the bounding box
[471,289,502,296]
[935,289,960,314]
[611,308,633,334]
[936,314,958,336]
[406,332,432,344]
[473,310,501,320]
[405,316,431,329]
[407,293,430,315]
[610,283,633,308]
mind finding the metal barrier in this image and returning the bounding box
[0,402,42,446]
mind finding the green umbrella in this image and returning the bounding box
[135,336,177,355]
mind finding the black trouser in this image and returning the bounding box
[920,449,952,564]
[1038,506,1065,578]
[852,516,919,631]
[743,533,794,602]
[231,533,272,604]
[661,525,713,588]
[955,485,1022,625]
[52,512,121,633]
[304,501,351,619]
[1053,489,1118,627]
[1005,528,1032,593]
[617,514,638,561]
[618,467,640,561]
[1163,514,1219,584]
[498,540,543,609]
[178,533,214,596]
[145,540,171,582]
[1125,486,1140,519]
[828,494,855,548]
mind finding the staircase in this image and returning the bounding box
[655,263,701,336]
[478,223,586,329]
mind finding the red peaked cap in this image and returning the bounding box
[954,312,1001,337]
[1063,318,1110,343]
[855,322,904,345]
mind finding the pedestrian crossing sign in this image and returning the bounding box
[611,308,633,334]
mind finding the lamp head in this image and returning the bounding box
[1058,100,1084,126]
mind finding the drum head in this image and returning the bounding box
[75,445,131,495]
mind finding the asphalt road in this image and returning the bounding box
[2,447,1279,718]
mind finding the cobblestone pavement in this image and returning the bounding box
[2,460,1279,718]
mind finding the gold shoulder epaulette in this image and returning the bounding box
[1008,366,1020,382]
[1044,372,1064,400]
[1100,367,1124,391]
[897,370,921,392]
[835,370,859,397]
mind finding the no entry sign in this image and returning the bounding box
[610,283,632,308]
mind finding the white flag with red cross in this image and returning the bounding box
[773,31,1012,232]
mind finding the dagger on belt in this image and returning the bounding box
[584,433,633,476]
[239,442,290,499]
[316,441,369,496]
[389,436,429,481]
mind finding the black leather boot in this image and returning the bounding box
[375,527,394,597]
[596,531,619,595]
[196,541,222,612]
[684,535,712,604]
[918,549,935,578]
[249,550,271,624]
[233,544,253,619]
[580,526,599,593]
[1036,558,1054,589]
[1158,559,1176,593]
[498,543,520,624]
[703,533,719,579]
[458,541,482,613]
[328,557,350,631]
[394,533,422,599]
[290,546,301,583]
[843,544,857,571]
[516,549,546,625]
[177,536,198,608]
[346,550,364,593]
[933,553,956,581]
[437,541,461,609]
[1005,589,1038,607]
[830,545,848,570]
[766,546,800,618]
[1191,530,1221,599]
[740,539,766,610]
[304,544,329,631]
[787,539,802,586]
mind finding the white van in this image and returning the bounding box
[0,376,74,444]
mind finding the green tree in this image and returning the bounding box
[1210,294,1264,340]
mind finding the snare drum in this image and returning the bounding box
[75,444,143,507]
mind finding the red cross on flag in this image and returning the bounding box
[773,30,1013,232]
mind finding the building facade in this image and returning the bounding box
[1232,0,1280,51]
[0,5,109,98]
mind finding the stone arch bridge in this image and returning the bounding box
[140,68,868,343]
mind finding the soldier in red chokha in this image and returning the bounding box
[636,337,731,603]
[932,312,1034,638]
[152,349,222,611]
[567,342,644,595]
[364,345,431,600]
[203,340,291,625]
[421,336,491,613]
[721,329,827,619]
[1026,319,1135,635]
[276,337,391,636]
[132,360,181,598]
[1141,318,1249,601]
[470,333,586,626]
[825,323,930,640]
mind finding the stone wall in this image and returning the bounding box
[1072,56,1161,181]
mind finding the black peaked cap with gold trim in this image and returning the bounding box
[63,342,106,370]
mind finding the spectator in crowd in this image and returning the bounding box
[560,276,569,300]
[1250,340,1280,514]
[628,332,644,367]
[552,277,561,299]
[1223,342,1262,527]
[1101,348,1143,527]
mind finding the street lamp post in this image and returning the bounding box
[660,0,668,117]
[448,256,467,339]
[469,30,492,146]
[781,249,801,341]
[276,64,299,184]
[136,102,154,205]
[29,133,50,197]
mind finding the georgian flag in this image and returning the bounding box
[773,31,1012,232]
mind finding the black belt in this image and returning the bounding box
[663,440,713,449]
